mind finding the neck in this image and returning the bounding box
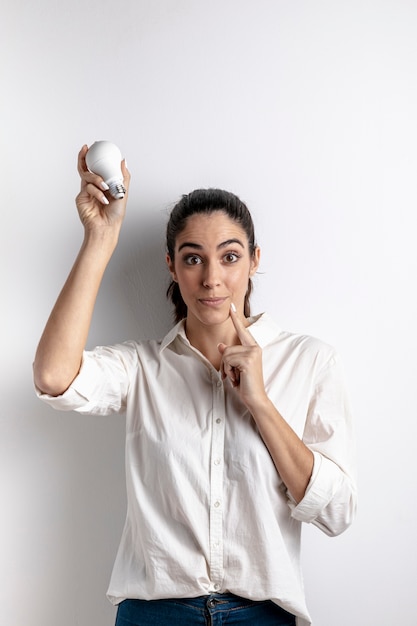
[185,317,239,369]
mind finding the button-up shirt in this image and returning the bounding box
[36,313,357,626]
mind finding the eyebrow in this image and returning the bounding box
[178,238,245,252]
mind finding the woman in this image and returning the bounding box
[34,146,357,626]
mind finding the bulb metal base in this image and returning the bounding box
[109,181,126,200]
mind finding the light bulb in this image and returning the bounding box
[85,140,126,199]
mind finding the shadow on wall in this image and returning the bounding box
[121,205,175,340]
[122,212,174,340]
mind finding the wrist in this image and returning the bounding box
[246,392,273,419]
[82,225,121,254]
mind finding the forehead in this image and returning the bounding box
[175,212,248,249]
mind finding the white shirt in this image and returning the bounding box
[36,313,357,626]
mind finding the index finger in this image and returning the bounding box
[230,303,257,346]
[77,144,89,177]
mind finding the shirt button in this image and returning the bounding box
[214,500,221,508]
[216,380,222,388]
[213,583,221,591]
[216,418,222,424]
[214,458,221,466]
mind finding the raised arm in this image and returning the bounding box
[33,145,130,397]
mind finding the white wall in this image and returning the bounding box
[2,1,416,624]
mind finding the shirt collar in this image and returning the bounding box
[159,312,282,353]
[160,319,188,352]
[246,312,282,348]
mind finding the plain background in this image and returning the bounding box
[1,1,416,625]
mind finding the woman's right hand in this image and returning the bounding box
[33,144,131,396]
[75,144,131,231]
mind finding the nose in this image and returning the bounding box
[202,261,221,288]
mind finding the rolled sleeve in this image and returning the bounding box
[289,451,357,536]
[35,346,133,415]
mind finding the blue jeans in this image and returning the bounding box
[115,593,296,625]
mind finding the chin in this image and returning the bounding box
[193,309,230,327]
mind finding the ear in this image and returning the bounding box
[249,246,261,277]
[166,253,177,281]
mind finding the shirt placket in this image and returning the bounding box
[209,371,226,591]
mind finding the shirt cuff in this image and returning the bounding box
[289,451,344,523]
[34,352,97,412]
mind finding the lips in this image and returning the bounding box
[198,297,228,307]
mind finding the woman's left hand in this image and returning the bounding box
[217,305,268,411]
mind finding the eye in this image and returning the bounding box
[223,252,240,263]
[184,254,203,265]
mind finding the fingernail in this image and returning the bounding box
[101,181,110,191]
[101,195,109,205]
[230,302,237,313]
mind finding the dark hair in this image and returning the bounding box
[166,188,257,323]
